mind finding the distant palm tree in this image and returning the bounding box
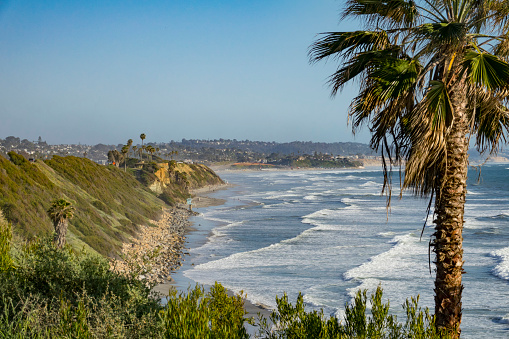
[121,145,129,172]
[148,146,155,162]
[47,199,75,249]
[141,145,147,161]
[140,134,146,160]
[132,146,137,161]
[127,139,133,157]
[309,1,509,336]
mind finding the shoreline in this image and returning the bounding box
[111,207,196,286]
[209,163,383,173]
[167,182,273,320]
[109,181,270,321]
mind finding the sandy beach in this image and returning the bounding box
[189,183,231,208]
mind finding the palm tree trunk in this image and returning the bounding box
[433,83,469,337]
[54,220,68,249]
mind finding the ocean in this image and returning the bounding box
[171,164,509,338]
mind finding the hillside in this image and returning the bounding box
[0,153,223,256]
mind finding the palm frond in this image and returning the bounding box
[327,47,401,95]
[349,57,420,138]
[342,0,419,29]
[470,89,509,154]
[486,0,509,32]
[308,30,390,63]
[493,36,509,58]
[412,22,468,50]
[462,50,509,91]
[421,80,454,128]
[402,80,454,195]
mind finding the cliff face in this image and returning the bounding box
[0,154,222,256]
[146,162,224,205]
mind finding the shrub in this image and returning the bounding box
[257,286,445,339]
[159,282,252,338]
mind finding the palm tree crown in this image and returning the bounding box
[310,1,509,336]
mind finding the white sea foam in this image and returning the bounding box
[489,247,509,280]
[378,231,396,237]
[344,234,427,282]
[303,194,320,201]
[262,202,292,209]
[302,209,340,219]
[346,278,383,300]
[360,180,382,189]
[181,166,509,337]
[266,192,300,200]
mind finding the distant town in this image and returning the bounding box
[0,136,379,166]
[1,136,507,167]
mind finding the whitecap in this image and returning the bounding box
[489,247,509,280]
[343,234,428,282]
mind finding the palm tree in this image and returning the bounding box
[132,146,138,161]
[141,145,147,161]
[310,1,509,336]
[47,198,75,249]
[127,139,133,157]
[121,145,129,172]
[140,133,146,161]
[148,146,155,162]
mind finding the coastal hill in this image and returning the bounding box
[0,152,222,256]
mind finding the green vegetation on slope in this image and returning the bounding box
[0,218,443,338]
[0,153,223,256]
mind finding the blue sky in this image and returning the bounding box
[0,0,369,145]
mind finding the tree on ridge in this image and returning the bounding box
[127,139,133,157]
[140,133,146,161]
[47,198,75,249]
[121,145,129,172]
[309,1,509,336]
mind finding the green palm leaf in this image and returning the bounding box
[342,0,418,28]
[471,90,509,153]
[412,22,468,52]
[420,80,453,128]
[463,50,509,91]
[309,30,390,62]
[326,47,401,95]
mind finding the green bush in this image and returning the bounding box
[0,217,14,272]
[257,286,445,339]
[160,282,252,339]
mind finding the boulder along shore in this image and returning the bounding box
[111,183,229,286]
[110,207,197,286]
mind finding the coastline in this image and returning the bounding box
[143,182,272,321]
[110,207,195,286]
[209,162,383,173]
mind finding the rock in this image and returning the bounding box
[110,207,191,286]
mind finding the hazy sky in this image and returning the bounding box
[0,0,370,145]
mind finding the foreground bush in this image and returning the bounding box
[160,283,251,338]
[0,219,250,338]
[257,287,446,339]
[0,218,447,338]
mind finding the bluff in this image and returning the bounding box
[0,153,223,256]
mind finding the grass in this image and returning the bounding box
[0,153,223,256]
